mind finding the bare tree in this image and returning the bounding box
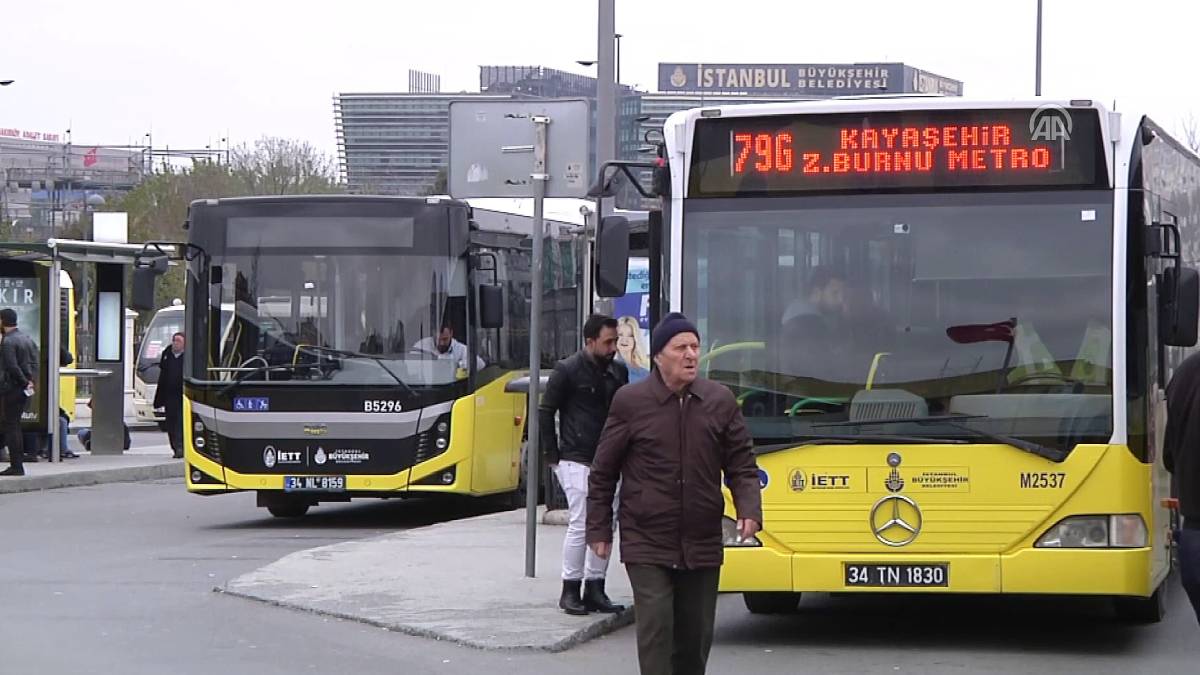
[232,137,342,195]
[1182,112,1200,154]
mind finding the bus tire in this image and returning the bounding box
[1112,585,1166,624]
[262,494,310,518]
[743,592,801,614]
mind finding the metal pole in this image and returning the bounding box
[615,34,622,87]
[525,115,550,578]
[597,0,616,183]
[1035,0,1043,96]
[48,257,62,462]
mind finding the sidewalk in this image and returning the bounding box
[222,508,635,652]
[0,443,184,494]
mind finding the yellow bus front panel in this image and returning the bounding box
[721,442,1164,598]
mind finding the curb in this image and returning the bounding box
[216,585,635,652]
[0,461,185,494]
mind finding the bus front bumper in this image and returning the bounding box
[719,546,1155,596]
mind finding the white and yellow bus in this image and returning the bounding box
[604,97,1200,622]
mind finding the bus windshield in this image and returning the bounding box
[204,213,474,387]
[682,191,1114,452]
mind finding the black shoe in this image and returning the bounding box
[559,580,588,616]
[62,450,79,459]
[583,578,625,613]
[0,466,25,476]
[172,449,184,459]
[22,454,38,463]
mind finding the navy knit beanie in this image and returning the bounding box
[650,312,699,358]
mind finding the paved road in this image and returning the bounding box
[0,481,1195,674]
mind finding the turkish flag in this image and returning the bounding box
[83,147,98,167]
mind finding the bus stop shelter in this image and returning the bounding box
[0,239,174,461]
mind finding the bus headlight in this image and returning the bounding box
[721,516,761,547]
[1035,515,1147,548]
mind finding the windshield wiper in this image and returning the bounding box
[295,345,416,399]
[816,414,1068,463]
[755,433,967,456]
[218,362,330,397]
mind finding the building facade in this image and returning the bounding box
[334,92,513,195]
[1,129,144,241]
[335,62,963,197]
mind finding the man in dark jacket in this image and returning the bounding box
[1165,350,1200,624]
[587,312,762,675]
[539,314,628,615]
[153,331,185,458]
[0,308,39,476]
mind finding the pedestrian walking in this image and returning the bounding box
[1165,350,1200,624]
[587,312,762,675]
[153,331,185,458]
[539,314,629,615]
[0,308,40,476]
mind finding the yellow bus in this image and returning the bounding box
[609,97,1200,622]
[136,195,578,517]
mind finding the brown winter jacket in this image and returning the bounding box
[586,370,762,569]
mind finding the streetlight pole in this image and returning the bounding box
[597,0,616,178]
[615,33,623,86]
[1035,0,1043,96]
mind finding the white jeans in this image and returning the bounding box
[554,460,618,581]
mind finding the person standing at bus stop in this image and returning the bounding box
[588,312,762,675]
[0,308,39,476]
[154,332,185,458]
[1165,350,1200,624]
[539,314,628,615]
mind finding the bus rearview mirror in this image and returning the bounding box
[596,215,630,298]
[131,256,169,312]
[480,285,504,329]
[1162,267,1199,347]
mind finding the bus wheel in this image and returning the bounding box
[743,592,801,614]
[261,494,310,518]
[1113,585,1167,623]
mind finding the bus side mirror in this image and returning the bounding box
[596,215,630,298]
[131,256,169,312]
[480,285,504,329]
[1161,266,1199,347]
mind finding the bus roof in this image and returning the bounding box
[667,96,1112,125]
[188,195,469,210]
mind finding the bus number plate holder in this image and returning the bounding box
[844,563,948,587]
[284,476,346,492]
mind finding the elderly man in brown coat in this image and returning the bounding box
[587,312,762,675]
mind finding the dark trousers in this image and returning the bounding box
[626,564,721,675]
[1180,526,1200,625]
[2,392,28,469]
[164,402,183,453]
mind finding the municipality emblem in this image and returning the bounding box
[885,452,904,493]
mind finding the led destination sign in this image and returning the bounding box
[689,107,1105,195]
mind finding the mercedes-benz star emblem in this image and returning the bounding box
[869,495,922,547]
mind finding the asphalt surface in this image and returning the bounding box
[0,479,1196,675]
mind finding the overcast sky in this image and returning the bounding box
[1,0,1196,158]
